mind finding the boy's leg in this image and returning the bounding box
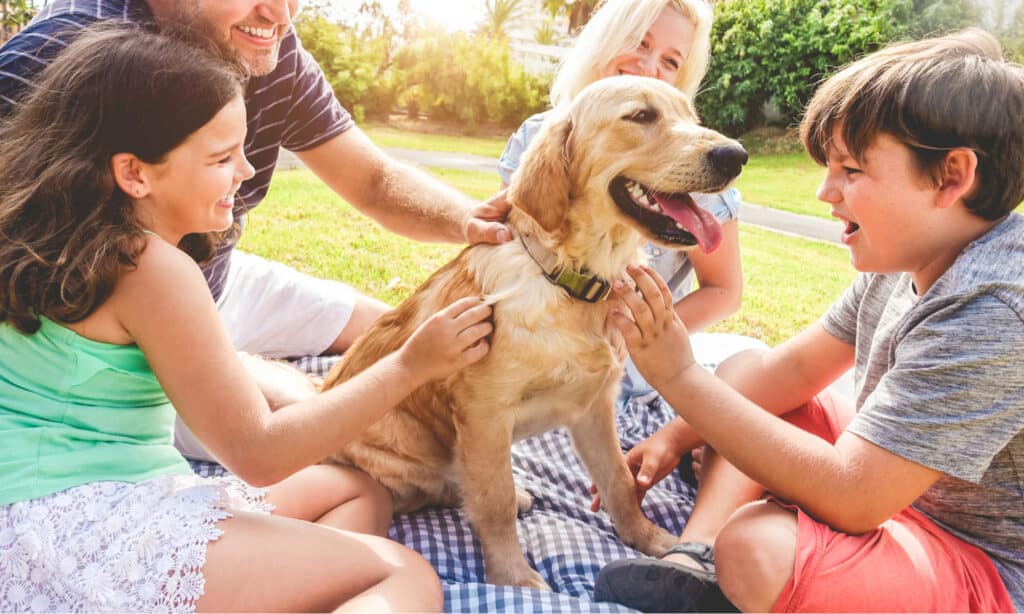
[595,392,853,611]
[677,390,853,553]
[198,511,442,612]
[715,500,1015,613]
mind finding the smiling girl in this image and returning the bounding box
[0,25,494,612]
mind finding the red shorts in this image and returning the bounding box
[768,393,1014,613]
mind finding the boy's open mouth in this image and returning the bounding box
[844,221,860,236]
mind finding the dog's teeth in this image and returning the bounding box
[651,203,662,212]
[675,222,685,230]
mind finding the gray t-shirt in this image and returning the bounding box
[822,213,1024,609]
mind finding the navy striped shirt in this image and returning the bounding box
[0,0,353,300]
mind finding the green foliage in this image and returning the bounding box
[892,0,979,37]
[479,0,528,40]
[699,0,905,135]
[1,0,36,41]
[397,26,551,128]
[296,3,549,128]
[534,16,562,45]
[543,0,599,33]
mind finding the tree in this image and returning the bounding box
[479,0,528,40]
[543,0,600,34]
[892,0,980,37]
[1,0,36,43]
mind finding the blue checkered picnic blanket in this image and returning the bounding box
[192,334,767,612]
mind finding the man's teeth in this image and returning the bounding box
[239,25,275,39]
[624,179,661,212]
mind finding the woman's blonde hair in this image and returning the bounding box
[549,0,713,108]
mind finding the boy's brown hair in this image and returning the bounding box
[802,28,1024,221]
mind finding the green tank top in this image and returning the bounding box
[0,317,193,506]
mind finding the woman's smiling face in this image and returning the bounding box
[601,5,694,86]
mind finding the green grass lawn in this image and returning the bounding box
[363,121,510,159]
[241,169,857,346]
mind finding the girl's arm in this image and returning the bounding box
[672,219,743,332]
[112,239,491,486]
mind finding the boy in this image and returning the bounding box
[594,28,1023,612]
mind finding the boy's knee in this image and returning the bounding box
[714,347,768,383]
[715,501,798,612]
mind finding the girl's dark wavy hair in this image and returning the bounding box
[0,23,246,334]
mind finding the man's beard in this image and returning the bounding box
[168,1,281,77]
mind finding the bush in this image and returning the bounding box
[297,14,550,129]
[699,0,904,136]
[294,13,402,122]
[395,26,550,128]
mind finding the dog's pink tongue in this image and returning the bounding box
[651,192,723,253]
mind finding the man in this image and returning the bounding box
[0,0,511,459]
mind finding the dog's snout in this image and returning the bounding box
[707,145,749,177]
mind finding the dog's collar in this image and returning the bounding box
[519,231,612,303]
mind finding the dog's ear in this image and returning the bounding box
[508,114,572,233]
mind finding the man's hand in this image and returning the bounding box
[464,190,512,245]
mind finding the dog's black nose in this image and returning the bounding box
[707,145,749,177]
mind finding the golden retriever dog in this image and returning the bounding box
[322,76,747,589]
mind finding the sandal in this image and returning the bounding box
[593,542,732,613]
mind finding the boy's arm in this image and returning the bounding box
[660,364,942,533]
[611,265,941,533]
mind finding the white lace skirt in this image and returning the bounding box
[0,474,271,613]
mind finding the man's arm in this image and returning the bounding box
[297,127,510,245]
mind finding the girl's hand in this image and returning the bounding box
[398,296,493,382]
[607,265,696,390]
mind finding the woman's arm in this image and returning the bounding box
[673,219,743,332]
[112,239,491,486]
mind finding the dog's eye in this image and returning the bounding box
[624,109,658,124]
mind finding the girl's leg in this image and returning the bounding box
[265,464,393,536]
[197,511,442,612]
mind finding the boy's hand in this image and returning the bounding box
[398,297,493,382]
[589,428,686,511]
[608,265,696,390]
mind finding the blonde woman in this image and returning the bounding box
[499,0,742,412]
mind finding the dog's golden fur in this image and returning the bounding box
[322,76,745,589]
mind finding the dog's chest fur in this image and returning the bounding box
[458,242,625,439]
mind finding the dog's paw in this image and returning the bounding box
[489,562,551,591]
[515,486,534,514]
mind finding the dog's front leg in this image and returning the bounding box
[454,410,550,591]
[568,390,677,556]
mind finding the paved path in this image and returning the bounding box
[279,147,844,245]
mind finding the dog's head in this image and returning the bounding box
[508,76,747,255]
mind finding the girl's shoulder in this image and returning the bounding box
[111,237,212,325]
